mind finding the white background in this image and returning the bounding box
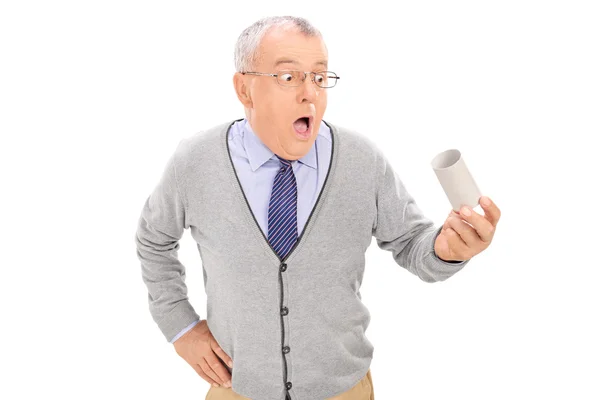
[1,1,599,399]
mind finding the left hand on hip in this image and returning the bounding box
[434,196,501,262]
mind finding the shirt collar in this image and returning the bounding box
[243,119,318,172]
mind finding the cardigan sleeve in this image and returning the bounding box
[371,148,470,282]
[134,143,201,342]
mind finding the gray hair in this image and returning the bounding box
[234,16,322,72]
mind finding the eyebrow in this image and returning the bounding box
[273,58,328,69]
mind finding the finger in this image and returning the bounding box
[211,341,233,368]
[198,357,225,386]
[443,210,460,230]
[191,363,220,387]
[452,210,473,228]
[205,353,232,386]
[444,227,469,259]
[447,216,481,248]
[443,218,450,230]
[479,196,501,228]
[458,205,495,242]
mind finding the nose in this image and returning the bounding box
[297,73,318,103]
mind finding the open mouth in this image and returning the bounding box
[293,116,312,136]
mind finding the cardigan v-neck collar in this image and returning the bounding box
[222,118,338,265]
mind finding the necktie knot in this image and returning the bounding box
[275,154,293,170]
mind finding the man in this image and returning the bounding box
[135,16,501,400]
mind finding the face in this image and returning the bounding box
[233,27,329,160]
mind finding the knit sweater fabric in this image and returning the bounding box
[134,119,469,400]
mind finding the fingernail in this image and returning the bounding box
[461,207,471,216]
[224,380,232,388]
[228,361,233,368]
[212,383,219,388]
[481,196,490,207]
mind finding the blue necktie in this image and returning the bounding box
[268,155,298,260]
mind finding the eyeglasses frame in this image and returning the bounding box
[240,70,341,88]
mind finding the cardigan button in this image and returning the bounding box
[281,307,289,316]
[286,381,293,390]
[280,263,287,272]
[282,346,290,354]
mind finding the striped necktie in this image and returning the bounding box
[268,155,298,260]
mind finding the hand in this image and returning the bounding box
[173,319,233,388]
[434,196,501,262]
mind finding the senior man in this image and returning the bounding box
[135,15,501,400]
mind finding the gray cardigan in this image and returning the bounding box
[134,119,469,400]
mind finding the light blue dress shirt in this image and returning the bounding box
[169,118,332,343]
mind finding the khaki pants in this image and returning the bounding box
[205,369,374,400]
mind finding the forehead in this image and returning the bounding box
[256,27,328,69]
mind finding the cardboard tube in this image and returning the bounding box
[431,149,482,212]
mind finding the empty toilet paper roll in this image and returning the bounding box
[431,149,482,212]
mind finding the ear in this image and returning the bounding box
[233,72,253,108]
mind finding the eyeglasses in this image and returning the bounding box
[241,70,340,88]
